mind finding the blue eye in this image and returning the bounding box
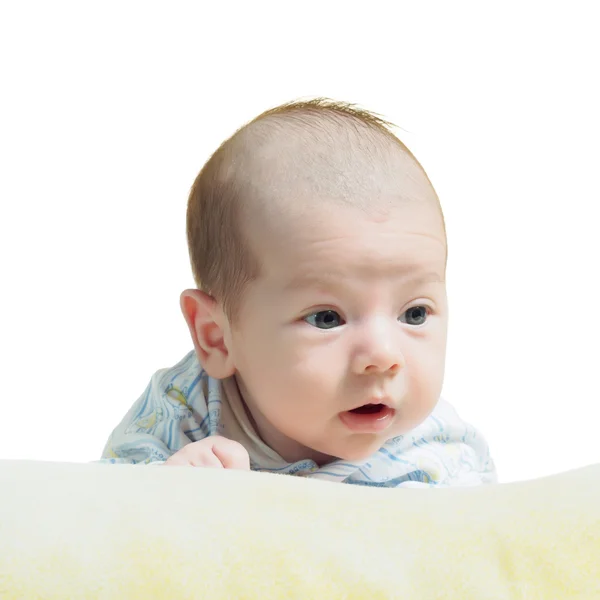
[304,310,344,329]
[399,306,429,326]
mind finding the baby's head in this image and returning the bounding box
[181,99,448,465]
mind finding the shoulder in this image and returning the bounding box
[147,351,211,406]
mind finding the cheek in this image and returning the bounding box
[234,330,344,409]
[231,325,298,386]
[406,331,446,392]
[240,322,333,371]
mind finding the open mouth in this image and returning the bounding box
[340,403,395,433]
[348,403,386,415]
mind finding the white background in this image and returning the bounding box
[1,2,598,483]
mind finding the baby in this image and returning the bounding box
[102,99,497,487]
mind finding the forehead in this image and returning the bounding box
[233,110,440,215]
[246,200,447,292]
[233,113,445,292]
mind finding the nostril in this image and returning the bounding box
[363,362,401,374]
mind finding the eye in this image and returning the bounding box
[399,305,429,326]
[304,310,344,329]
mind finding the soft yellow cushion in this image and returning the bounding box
[0,460,598,599]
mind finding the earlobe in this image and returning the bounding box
[180,289,235,379]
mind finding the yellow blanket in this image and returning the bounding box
[0,460,599,599]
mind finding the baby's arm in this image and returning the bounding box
[100,379,177,464]
[99,356,248,469]
[164,436,249,469]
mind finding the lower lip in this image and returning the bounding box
[339,406,395,433]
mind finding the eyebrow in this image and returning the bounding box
[283,270,444,292]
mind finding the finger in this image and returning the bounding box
[212,440,251,470]
[164,452,194,467]
[165,448,223,468]
[191,448,225,469]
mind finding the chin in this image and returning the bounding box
[329,439,385,463]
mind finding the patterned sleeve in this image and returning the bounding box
[99,353,217,464]
[390,398,498,488]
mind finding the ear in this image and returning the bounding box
[180,289,236,379]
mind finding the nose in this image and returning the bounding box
[351,317,406,375]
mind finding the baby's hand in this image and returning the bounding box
[164,436,250,470]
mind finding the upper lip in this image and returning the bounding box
[347,397,395,411]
